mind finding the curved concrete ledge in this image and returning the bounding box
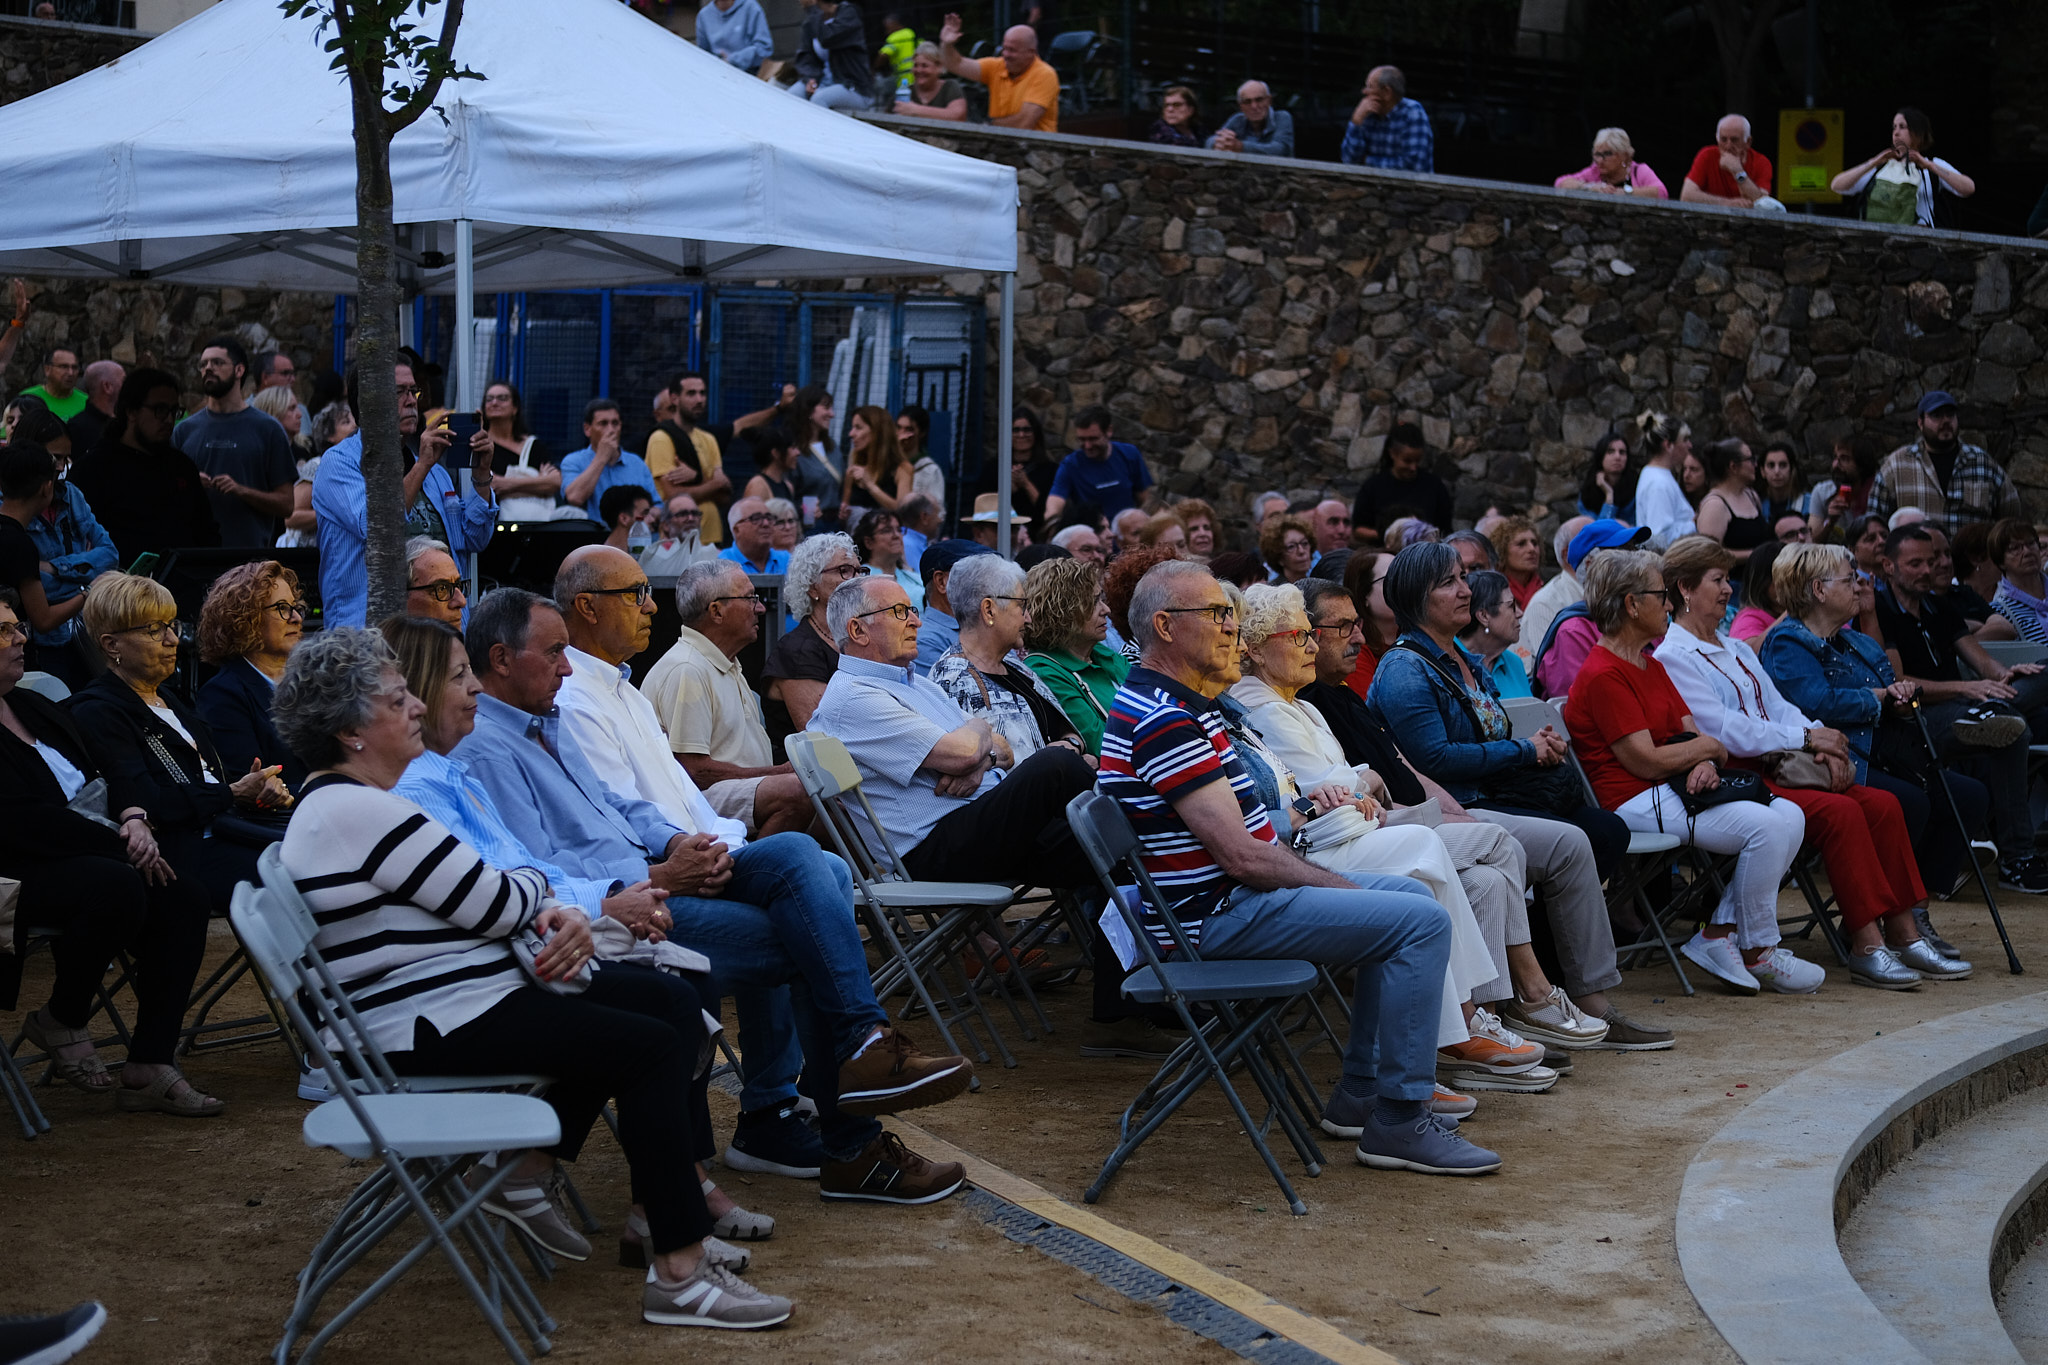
[1676,994,2048,1365]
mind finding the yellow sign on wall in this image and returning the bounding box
[1777,109,1844,204]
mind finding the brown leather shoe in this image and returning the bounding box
[836,1027,972,1116]
[819,1132,965,1205]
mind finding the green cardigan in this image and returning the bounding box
[1022,642,1131,755]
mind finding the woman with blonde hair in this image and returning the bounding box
[1554,127,1668,198]
[1021,556,1127,755]
[839,403,911,522]
[195,558,310,791]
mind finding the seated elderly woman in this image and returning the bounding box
[1560,548,1819,996]
[1231,583,1610,1058]
[1759,542,1989,955]
[1553,126,1669,198]
[195,559,311,792]
[762,531,862,750]
[1021,555,1128,756]
[1458,570,1534,699]
[929,553,1086,765]
[69,573,291,913]
[273,627,792,1330]
[1368,541,1630,881]
[1988,516,2048,648]
[0,587,222,1116]
[1654,537,1967,987]
[380,614,775,1260]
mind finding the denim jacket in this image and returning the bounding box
[1756,617,1888,783]
[1365,630,1538,803]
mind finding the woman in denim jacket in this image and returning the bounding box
[1367,542,1630,880]
[1759,541,1988,925]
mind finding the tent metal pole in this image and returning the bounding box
[997,272,1015,559]
[453,218,476,411]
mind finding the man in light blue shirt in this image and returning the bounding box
[694,0,772,71]
[718,497,792,576]
[815,576,1095,889]
[558,398,657,526]
[312,360,498,628]
[396,748,621,918]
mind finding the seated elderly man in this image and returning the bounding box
[455,585,972,1204]
[405,535,468,628]
[813,574,1097,888]
[1101,560,1499,1174]
[1207,80,1295,157]
[1680,113,1783,211]
[641,559,815,837]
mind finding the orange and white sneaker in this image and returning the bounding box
[1437,1009,1558,1093]
[1432,1084,1478,1120]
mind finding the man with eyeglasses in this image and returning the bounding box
[817,574,1098,889]
[461,574,976,1202]
[313,358,498,628]
[718,496,790,576]
[67,367,219,562]
[404,536,469,629]
[641,495,718,576]
[171,334,298,548]
[1100,560,1502,1175]
[254,350,312,436]
[21,346,86,423]
[1207,79,1294,157]
[642,559,816,838]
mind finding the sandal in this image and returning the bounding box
[117,1068,225,1118]
[23,1009,115,1095]
[702,1179,776,1242]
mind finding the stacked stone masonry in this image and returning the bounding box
[880,118,2048,547]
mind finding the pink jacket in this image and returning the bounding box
[1553,161,1669,199]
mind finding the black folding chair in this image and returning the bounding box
[1065,791,1328,1216]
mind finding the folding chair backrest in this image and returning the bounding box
[1066,790,1203,967]
[257,844,321,944]
[1982,640,2048,669]
[785,731,912,885]
[15,670,69,702]
[1500,694,1601,808]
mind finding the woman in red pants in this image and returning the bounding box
[1652,536,1971,988]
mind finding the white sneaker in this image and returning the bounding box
[1748,946,1824,995]
[1680,930,1760,996]
[1498,986,1610,1048]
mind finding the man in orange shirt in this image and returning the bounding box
[937,11,1058,133]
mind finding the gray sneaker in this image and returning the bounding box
[472,1165,591,1262]
[1845,945,1921,991]
[1896,938,1972,979]
[643,1259,793,1330]
[1356,1110,1502,1176]
[1912,905,1962,959]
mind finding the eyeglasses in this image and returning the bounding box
[410,578,467,604]
[1311,618,1362,640]
[664,508,702,521]
[855,602,917,624]
[1267,628,1314,651]
[483,391,515,405]
[266,600,308,621]
[773,516,801,528]
[1162,604,1237,626]
[737,512,776,527]
[114,619,182,641]
[991,595,1030,608]
[396,384,423,398]
[826,563,872,581]
[711,593,765,609]
[1591,147,1621,159]
[1628,588,1675,606]
[586,582,655,606]
[0,622,27,645]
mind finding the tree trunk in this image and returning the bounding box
[1701,0,1788,120]
[347,68,409,625]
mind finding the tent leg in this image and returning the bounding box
[455,219,480,603]
[997,272,1015,559]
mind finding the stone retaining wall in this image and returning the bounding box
[878,117,2048,541]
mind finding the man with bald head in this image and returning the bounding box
[1340,65,1432,172]
[938,10,1058,132]
[1052,523,1104,566]
[1207,80,1294,157]
[405,536,468,628]
[816,573,1095,887]
[1311,499,1352,558]
[66,359,123,451]
[1681,114,1780,209]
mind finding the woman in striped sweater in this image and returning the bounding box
[273,628,792,1332]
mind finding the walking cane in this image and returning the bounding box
[1910,695,2023,974]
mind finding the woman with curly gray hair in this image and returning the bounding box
[763,531,864,740]
[273,628,794,1330]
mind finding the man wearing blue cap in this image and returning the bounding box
[1869,391,2021,536]
[1530,518,1651,700]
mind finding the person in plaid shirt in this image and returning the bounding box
[1869,390,2021,535]
[1340,65,1433,173]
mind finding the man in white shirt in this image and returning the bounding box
[641,560,815,837]
[1519,516,1590,660]
[640,494,719,577]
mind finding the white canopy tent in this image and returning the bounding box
[0,0,1023,544]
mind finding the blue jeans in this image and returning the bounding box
[665,833,888,1158]
[1198,873,1450,1104]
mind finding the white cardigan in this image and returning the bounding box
[1651,624,1816,758]
[1228,674,1370,794]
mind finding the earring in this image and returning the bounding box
[353,742,364,752]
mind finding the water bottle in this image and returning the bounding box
[628,519,652,553]
[897,77,911,104]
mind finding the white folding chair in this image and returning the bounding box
[232,872,560,1364]
[785,731,1039,1068]
[1501,695,1694,995]
[1979,640,2048,670]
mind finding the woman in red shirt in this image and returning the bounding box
[1562,548,1818,997]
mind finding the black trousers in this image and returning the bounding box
[392,969,715,1256]
[1866,765,1989,898]
[11,853,210,1065]
[902,745,1097,889]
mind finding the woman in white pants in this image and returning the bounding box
[1560,549,1817,995]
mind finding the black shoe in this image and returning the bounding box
[723,1102,829,1179]
[1912,905,1962,959]
[1999,856,2048,895]
[1953,704,2028,748]
[0,1302,105,1365]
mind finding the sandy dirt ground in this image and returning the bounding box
[5,881,2044,1365]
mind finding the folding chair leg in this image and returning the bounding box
[1,1044,50,1139]
[1631,881,1694,997]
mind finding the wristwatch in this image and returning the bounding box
[1733,171,1748,183]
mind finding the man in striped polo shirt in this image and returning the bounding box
[1098,560,1504,1177]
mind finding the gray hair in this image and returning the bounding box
[1445,529,1498,571]
[272,627,397,770]
[1250,489,1288,522]
[674,559,743,623]
[1238,582,1305,651]
[1592,126,1633,159]
[1581,548,1665,634]
[1369,64,1407,99]
[312,401,353,451]
[405,535,450,575]
[763,496,798,524]
[1130,559,1216,651]
[1297,577,1351,622]
[946,554,1025,624]
[825,575,887,646]
[1052,525,1095,550]
[1382,541,1461,637]
[1553,516,1589,569]
[913,39,941,62]
[466,587,553,668]
[786,532,858,613]
[551,552,614,614]
[897,492,939,524]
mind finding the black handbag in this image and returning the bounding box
[1660,734,1771,818]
